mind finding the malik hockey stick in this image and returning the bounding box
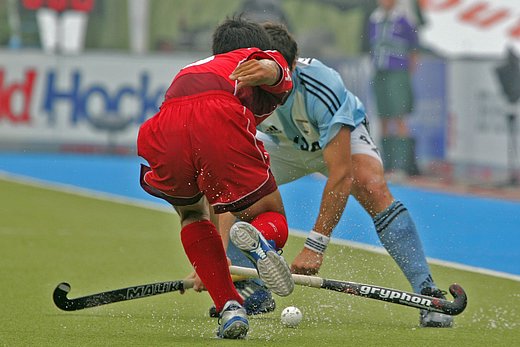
[229,266,467,315]
[53,274,249,311]
[53,279,193,311]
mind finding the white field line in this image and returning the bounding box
[2,170,519,283]
[0,170,172,212]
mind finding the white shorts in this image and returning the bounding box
[259,122,382,185]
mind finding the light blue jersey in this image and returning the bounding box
[257,57,367,151]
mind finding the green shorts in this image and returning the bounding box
[373,70,414,118]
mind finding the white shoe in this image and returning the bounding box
[230,221,294,297]
[217,300,248,339]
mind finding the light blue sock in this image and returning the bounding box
[374,200,436,293]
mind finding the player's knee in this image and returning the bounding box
[341,174,354,194]
[176,208,210,225]
[355,174,388,199]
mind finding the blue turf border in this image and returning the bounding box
[0,152,518,276]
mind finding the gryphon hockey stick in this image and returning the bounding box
[229,266,467,315]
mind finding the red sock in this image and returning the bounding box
[180,220,242,311]
[251,212,288,249]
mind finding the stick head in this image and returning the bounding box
[53,282,75,311]
[447,283,468,315]
[57,283,71,294]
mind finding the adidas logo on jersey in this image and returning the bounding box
[263,125,282,134]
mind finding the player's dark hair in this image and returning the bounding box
[212,14,271,55]
[262,22,298,67]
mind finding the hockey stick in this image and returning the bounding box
[53,274,249,311]
[54,268,467,315]
[229,266,467,315]
[53,280,192,311]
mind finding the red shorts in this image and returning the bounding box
[137,91,277,213]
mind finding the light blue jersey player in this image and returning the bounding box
[257,57,381,185]
[219,22,454,328]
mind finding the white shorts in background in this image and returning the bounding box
[259,123,382,185]
[350,122,382,164]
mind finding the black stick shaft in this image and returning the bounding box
[321,279,467,315]
[53,280,192,311]
[229,266,467,316]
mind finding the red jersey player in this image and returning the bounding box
[137,16,294,339]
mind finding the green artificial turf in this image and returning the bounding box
[0,178,518,346]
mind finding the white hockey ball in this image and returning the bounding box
[280,306,302,327]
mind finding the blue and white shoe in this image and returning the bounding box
[209,279,276,317]
[238,279,276,315]
[217,300,249,339]
[229,221,294,297]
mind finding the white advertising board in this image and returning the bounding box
[447,58,518,168]
[0,51,198,152]
[421,0,520,57]
[1,50,517,180]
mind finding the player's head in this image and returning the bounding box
[212,14,271,55]
[262,22,298,69]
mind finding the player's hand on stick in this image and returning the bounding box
[181,257,233,293]
[182,271,206,293]
[229,59,280,91]
[290,247,323,275]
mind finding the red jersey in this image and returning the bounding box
[138,48,292,212]
[164,48,292,125]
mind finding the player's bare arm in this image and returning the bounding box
[229,59,281,90]
[291,126,353,275]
